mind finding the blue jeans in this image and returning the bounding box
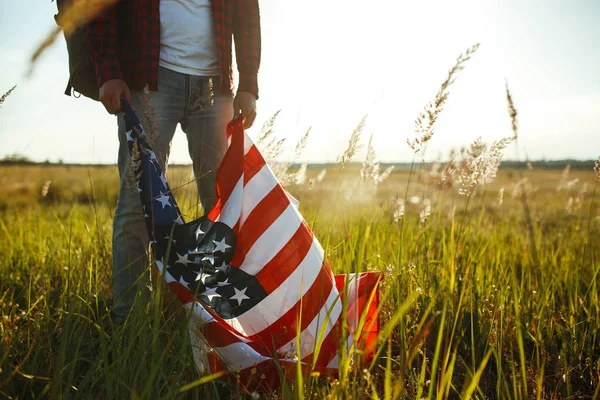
[113,66,233,321]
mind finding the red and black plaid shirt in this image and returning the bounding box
[86,0,260,98]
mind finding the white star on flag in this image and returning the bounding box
[195,272,209,283]
[160,174,168,187]
[126,129,134,142]
[212,237,231,253]
[195,226,205,241]
[201,287,220,301]
[217,278,230,287]
[175,252,191,266]
[217,261,228,273]
[164,234,176,244]
[156,194,171,209]
[148,150,157,161]
[230,286,250,305]
[202,254,216,265]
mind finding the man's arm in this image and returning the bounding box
[232,0,261,128]
[86,3,130,114]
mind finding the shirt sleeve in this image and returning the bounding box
[86,3,125,88]
[232,0,261,98]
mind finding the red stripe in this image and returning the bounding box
[243,145,266,185]
[245,264,333,352]
[256,222,314,293]
[306,315,343,369]
[230,185,290,267]
[168,282,195,304]
[208,120,245,220]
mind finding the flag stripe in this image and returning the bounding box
[227,241,325,335]
[277,282,342,358]
[238,203,303,275]
[243,145,267,185]
[256,222,314,293]
[216,175,244,228]
[231,186,290,267]
[239,164,278,228]
[245,262,333,351]
[214,129,244,208]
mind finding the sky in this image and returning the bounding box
[0,0,599,164]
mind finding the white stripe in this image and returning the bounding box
[218,175,244,228]
[184,301,215,325]
[244,134,254,155]
[277,283,342,358]
[239,164,278,227]
[211,342,292,371]
[326,354,339,369]
[346,274,360,333]
[185,301,252,343]
[239,203,303,275]
[226,238,325,335]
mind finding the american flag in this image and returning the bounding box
[122,100,381,390]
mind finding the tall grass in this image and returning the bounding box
[1,163,597,398]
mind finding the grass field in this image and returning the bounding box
[0,161,598,399]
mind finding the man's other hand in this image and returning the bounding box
[99,79,132,115]
[234,91,257,129]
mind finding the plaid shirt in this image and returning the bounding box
[86,0,260,98]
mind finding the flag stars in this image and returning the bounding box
[195,226,205,241]
[164,234,176,244]
[202,254,217,265]
[175,252,191,266]
[212,237,231,253]
[217,278,230,287]
[160,174,168,187]
[195,272,210,284]
[217,261,229,273]
[230,287,250,305]
[126,129,134,142]
[201,287,221,301]
[156,194,172,209]
[148,150,157,161]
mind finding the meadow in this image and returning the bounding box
[0,160,598,399]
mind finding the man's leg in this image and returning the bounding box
[112,67,188,322]
[180,76,233,213]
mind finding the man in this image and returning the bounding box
[86,0,260,323]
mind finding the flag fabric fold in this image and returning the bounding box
[122,100,381,390]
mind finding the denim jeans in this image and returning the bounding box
[112,66,233,321]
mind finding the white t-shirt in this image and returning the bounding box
[159,0,220,76]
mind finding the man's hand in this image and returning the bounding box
[99,79,131,115]
[234,91,257,129]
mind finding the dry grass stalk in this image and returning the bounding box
[407,43,480,154]
[505,81,518,140]
[41,180,52,198]
[360,133,393,186]
[506,81,539,266]
[392,198,405,223]
[294,163,308,185]
[455,135,515,196]
[337,115,367,169]
[595,156,600,181]
[316,169,327,183]
[0,86,17,108]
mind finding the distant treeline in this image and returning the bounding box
[0,153,596,170]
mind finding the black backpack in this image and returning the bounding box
[54,0,99,101]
